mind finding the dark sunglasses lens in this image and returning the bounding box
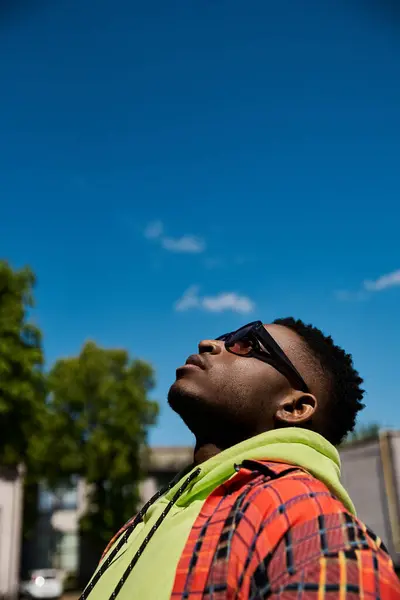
[227,338,253,355]
[224,324,256,355]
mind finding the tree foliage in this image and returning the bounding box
[35,341,158,546]
[0,260,45,466]
[340,423,380,447]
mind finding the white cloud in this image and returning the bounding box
[144,221,206,254]
[161,235,205,254]
[202,292,255,313]
[174,286,201,311]
[144,220,163,240]
[364,269,400,292]
[336,268,400,301]
[175,286,255,314]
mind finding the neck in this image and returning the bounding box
[193,441,223,465]
[193,426,258,465]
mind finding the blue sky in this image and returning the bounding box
[1,0,399,446]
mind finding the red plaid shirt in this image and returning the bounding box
[101,460,400,599]
[171,460,400,599]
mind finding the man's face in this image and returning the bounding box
[168,324,316,445]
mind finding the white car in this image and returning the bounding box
[20,569,63,599]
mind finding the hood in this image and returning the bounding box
[165,427,355,514]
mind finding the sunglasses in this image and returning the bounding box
[216,320,309,393]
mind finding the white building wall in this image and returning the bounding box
[0,466,24,600]
[139,476,158,503]
[339,440,390,543]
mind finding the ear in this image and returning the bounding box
[275,391,318,425]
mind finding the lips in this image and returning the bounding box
[175,354,207,378]
[184,354,206,369]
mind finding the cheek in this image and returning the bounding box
[216,359,273,405]
[220,358,291,412]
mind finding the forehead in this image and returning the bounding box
[264,323,325,399]
[263,324,305,359]
[264,323,312,376]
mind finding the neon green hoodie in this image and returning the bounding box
[88,428,354,600]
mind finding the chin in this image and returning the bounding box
[168,380,250,448]
[168,378,204,412]
[167,379,216,435]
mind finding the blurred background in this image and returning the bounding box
[0,0,399,596]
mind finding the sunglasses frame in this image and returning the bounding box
[217,320,309,393]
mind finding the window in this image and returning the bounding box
[38,480,78,512]
[59,487,78,510]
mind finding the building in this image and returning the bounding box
[21,447,193,581]
[15,431,400,583]
[22,478,87,576]
[340,430,400,566]
[0,465,24,600]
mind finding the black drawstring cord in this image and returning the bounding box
[79,467,200,600]
[109,468,200,600]
[79,483,172,600]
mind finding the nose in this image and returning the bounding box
[198,339,223,355]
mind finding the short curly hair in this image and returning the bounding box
[273,317,365,446]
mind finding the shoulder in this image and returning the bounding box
[236,460,387,554]
[228,461,395,597]
[235,460,349,527]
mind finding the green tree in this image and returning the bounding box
[37,341,158,550]
[0,260,45,466]
[341,423,380,447]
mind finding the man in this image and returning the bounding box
[81,318,400,599]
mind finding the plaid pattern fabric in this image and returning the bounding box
[170,460,400,599]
